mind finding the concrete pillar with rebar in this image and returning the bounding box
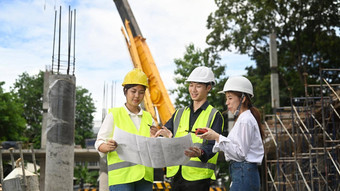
[44,74,76,191]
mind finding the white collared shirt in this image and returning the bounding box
[94,104,150,158]
[213,110,264,164]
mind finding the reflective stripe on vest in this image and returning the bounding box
[206,108,217,128]
[107,161,137,171]
[184,161,216,170]
[173,107,185,136]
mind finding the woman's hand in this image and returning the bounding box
[197,127,220,142]
[154,126,173,138]
[99,139,118,153]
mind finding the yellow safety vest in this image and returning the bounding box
[106,107,154,186]
[166,105,221,181]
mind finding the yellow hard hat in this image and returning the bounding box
[122,68,149,87]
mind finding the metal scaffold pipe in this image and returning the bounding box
[29,144,37,174]
[18,142,27,190]
[0,146,3,187]
[9,148,15,170]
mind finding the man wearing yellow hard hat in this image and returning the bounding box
[95,68,155,191]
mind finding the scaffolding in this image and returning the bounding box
[264,68,340,191]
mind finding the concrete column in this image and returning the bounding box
[41,70,50,149]
[39,70,50,191]
[228,111,234,132]
[99,98,109,190]
[45,74,76,191]
[39,158,46,191]
[270,32,280,108]
[99,157,109,191]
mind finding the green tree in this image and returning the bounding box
[12,72,44,148]
[75,86,96,148]
[171,43,227,112]
[10,71,96,148]
[206,0,340,111]
[74,162,99,188]
[0,82,26,141]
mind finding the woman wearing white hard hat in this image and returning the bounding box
[197,76,264,191]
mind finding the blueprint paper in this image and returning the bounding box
[113,127,193,168]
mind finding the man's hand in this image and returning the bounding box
[154,126,173,138]
[184,147,203,158]
[150,125,160,138]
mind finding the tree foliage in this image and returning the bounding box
[74,162,99,188]
[206,0,340,111]
[75,86,96,148]
[171,44,227,112]
[12,72,44,147]
[0,82,26,141]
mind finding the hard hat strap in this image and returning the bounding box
[234,93,245,117]
[246,94,253,108]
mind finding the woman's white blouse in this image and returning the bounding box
[213,110,264,164]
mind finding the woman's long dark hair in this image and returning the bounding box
[231,91,265,141]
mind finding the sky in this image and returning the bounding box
[0,0,254,122]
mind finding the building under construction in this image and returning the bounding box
[264,68,340,191]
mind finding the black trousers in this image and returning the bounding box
[170,169,211,191]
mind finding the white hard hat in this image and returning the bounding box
[186,66,216,85]
[219,76,254,97]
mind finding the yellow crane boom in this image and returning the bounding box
[113,0,175,125]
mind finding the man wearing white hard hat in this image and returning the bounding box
[197,76,265,191]
[154,66,224,191]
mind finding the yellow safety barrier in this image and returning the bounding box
[209,187,227,191]
[152,181,226,191]
[77,189,97,191]
[152,181,171,191]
